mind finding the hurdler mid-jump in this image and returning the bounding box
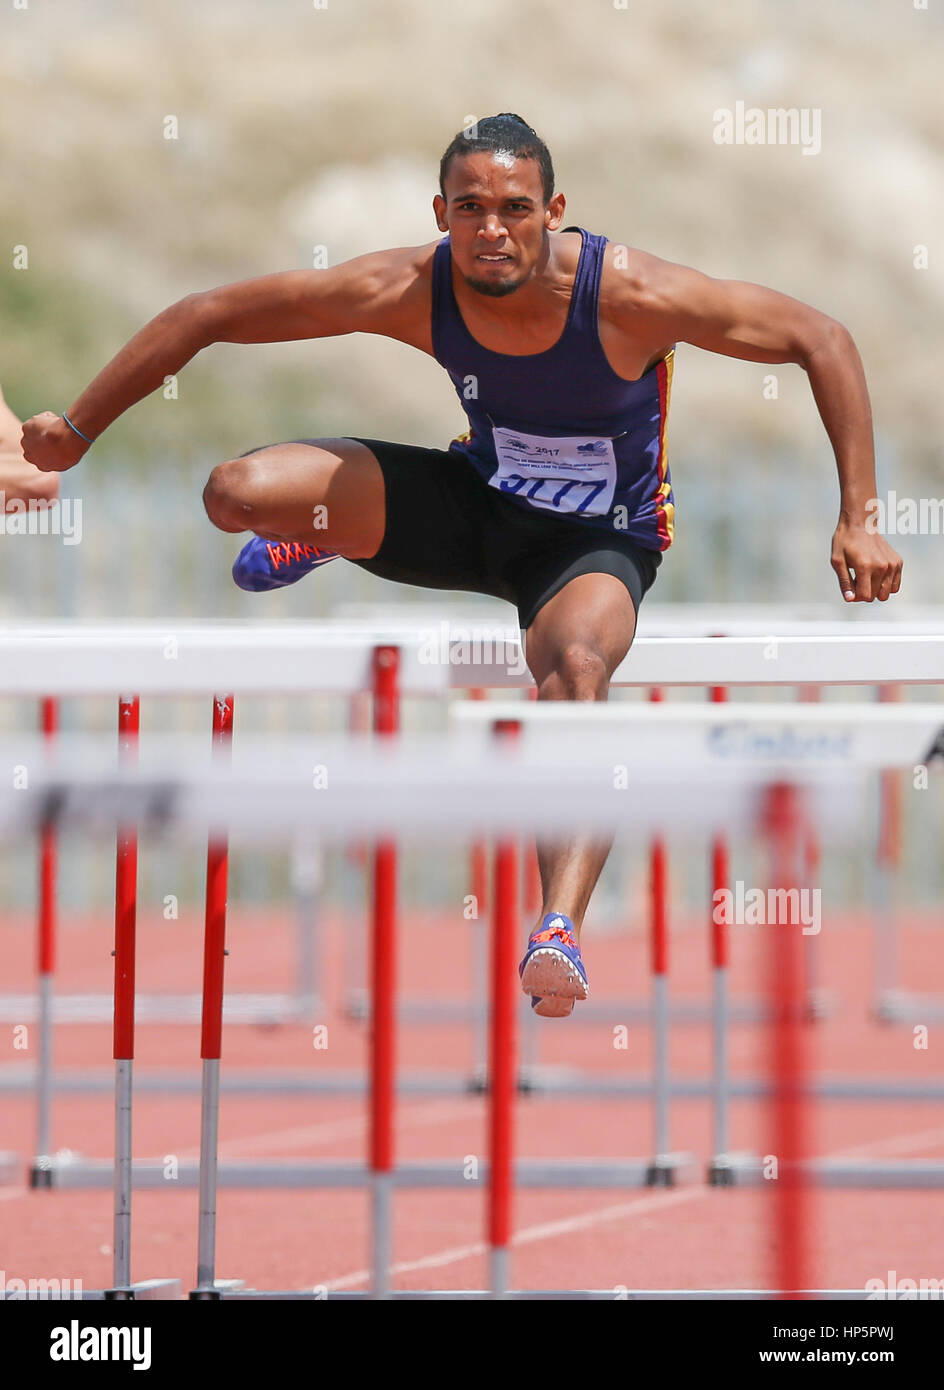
[21,114,902,1016]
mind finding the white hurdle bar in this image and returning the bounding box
[2,625,943,1298]
[0,728,894,843]
[2,718,943,1208]
[0,622,942,692]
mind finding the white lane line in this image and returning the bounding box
[214,1099,471,1159]
[140,1098,474,1164]
[324,1187,704,1291]
[825,1124,944,1161]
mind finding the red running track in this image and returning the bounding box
[1,904,943,1295]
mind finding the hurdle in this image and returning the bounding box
[455,698,944,1194]
[7,620,936,1121]
[1,625,944,1295]
[2,624,943,1133]
[338,620,942,1060]
[1,708,934,1298]
[0,701,319,1035]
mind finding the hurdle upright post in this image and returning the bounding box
[111,695,139,1295]
[468,689,490,919]
[469,688,491,1090]
[708,682,731,1168]
[764,780,811,1299]
[647,687,673,1182]
[872,684,903,1019]
[370,646,399,1299]
[489,719,520,1297]
[797,686,827,1020]
[34,697,58,1174]
[193,693,235,1297]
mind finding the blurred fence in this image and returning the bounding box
[0,462,940,921]
[2,460,933,622]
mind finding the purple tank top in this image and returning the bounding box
[430,226,675,549]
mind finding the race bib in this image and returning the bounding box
[489,424,618,517]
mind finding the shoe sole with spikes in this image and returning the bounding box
[520,946,589,1019]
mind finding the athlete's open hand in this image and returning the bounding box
[20,412,90,472]
[830,519,902,602]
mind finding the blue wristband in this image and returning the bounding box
[62,412,95,445]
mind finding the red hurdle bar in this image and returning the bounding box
[194,693,235,1295]
[490,719,521,1296]
[797,686,824,1018]
[112,695,140,1294]
[709,683,731,1161]
[648,687,672,1173]
[370,646,399,1298]
[873,684,903,1016]
[468,689,490,917]
[765,781,810,1298]
[522,686,542,917]
[35,697,58,1169]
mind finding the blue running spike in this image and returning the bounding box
[232,536,338,592]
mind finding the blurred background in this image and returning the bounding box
[1,0,942,619]
[0,1,941,909]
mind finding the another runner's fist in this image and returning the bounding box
[20,412,90,472]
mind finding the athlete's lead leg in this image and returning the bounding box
[520,572,637,1016]
[202,437,386,558]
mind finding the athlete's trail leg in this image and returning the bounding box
[524,573,637,940]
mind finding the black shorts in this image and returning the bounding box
[344,438,663,630]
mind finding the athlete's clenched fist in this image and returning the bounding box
[20,412,90,472]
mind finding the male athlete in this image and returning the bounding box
[21,114,902,1017]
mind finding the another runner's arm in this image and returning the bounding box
[20,247,426,472]
[616,253,902,602]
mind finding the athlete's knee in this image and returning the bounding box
[538,643,609,701]
[203,455,268,533]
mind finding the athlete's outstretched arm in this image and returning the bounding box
[20,247,428,474]
[618,254,902,602]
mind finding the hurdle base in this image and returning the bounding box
[646,1153,695,1188]
[82,1280,183,1301]
[709,1153,944,1188]
[708,1152,758,1187]
[10,1065,944,1101]
[0,1151,19,1185]
[30,1159,55,1189]
[464,1066,543,1096]
[874,989,944,1025]
[33,1154,700,1190]
[189,1279,247,1301]
[208,1287,882,1301]
[803,988,833,1022]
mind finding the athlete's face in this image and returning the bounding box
[434,153,565,298]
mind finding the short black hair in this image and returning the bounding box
[439,113,554,205]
